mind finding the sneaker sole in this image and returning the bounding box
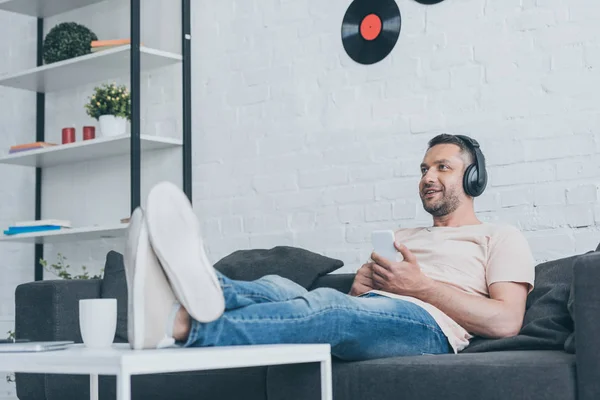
[124,208,144,349]
[125,210,151,350]
[146,181,225,323]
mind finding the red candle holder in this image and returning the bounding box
[62,127,75,144]
[83,126,96,141]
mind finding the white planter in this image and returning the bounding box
[99,115,127,137]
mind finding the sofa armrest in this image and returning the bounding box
[573,251,600,400]
[14,279,102,400]
[15,279,102,342]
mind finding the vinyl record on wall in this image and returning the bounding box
[413,0,446,4]
[341,0,401,65]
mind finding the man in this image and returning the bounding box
[124,134,535,360]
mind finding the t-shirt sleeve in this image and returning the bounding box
[486,226,536,292]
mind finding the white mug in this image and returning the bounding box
[79,299,117,349]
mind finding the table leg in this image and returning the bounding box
[320,358,333,400]
[90,374,98,400]
[117,373,131,400]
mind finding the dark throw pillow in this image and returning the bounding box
[100,250,128,343]
[564,246,600,354]
[462,251,594,353]
[564,276,576,354]
[213,246,344,289]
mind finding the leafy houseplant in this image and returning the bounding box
[84,83,131,138]
[40,253,103,280]
[43,22,98,64]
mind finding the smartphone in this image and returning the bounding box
[371,230,401,263]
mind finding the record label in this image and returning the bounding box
[341,0,401,65]
[360,14,382,41]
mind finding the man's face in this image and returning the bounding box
[419,144,469,217]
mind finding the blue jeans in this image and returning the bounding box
[182,273,451,361]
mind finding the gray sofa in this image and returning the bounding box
[14,245,600,400]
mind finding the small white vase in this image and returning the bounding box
[99,115,127,137]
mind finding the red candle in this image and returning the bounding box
[62,127,75,144]
[83,126,96,140]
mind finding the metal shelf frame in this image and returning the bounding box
[21,0,193,280]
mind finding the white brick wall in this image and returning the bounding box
[1,0,600,396]
[0,9,37,400]
[189,0,600,265]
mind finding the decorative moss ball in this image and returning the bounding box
[43,22,98,64]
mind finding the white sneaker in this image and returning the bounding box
[124,207,180,350]
[145,181,225,323]
[124,208,143,345]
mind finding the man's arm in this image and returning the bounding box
[415,280,529,338]
[370,242,532,339]
[349,262,376,296]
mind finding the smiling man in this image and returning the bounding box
[125,133,535,359]
[353,134,536,353]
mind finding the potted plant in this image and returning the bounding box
[84,83,131,137]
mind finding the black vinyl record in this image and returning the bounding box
[341,0,401,65]
[413,0,446,4]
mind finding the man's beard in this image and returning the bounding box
[421,188,461,217]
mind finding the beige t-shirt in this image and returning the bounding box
[367,223,536,353]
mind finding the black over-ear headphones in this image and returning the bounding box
[454,135,487,197]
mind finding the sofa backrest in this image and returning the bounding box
[311,273,354,293]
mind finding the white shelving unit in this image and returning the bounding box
[0,224,128,244]
[0,134,182,168]
[0,45,182,93]
[0,0,105,17]
[0,0,187,248]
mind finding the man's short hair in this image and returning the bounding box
[427,133,475,166]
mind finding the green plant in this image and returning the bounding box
[84,83,131,121]
[40,253,103,280]
[5,331,15,383]
[43,22,98,64]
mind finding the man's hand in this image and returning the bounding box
[349,262,375,296]
[370,242,434,297]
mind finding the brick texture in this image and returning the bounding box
[190,0,600,266]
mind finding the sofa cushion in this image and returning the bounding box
[100,250,128,343]
[214,246,344,289]
[311,273,355,292]
[266,351,576,400]
[564,247,600,353]
[462,252,592,353]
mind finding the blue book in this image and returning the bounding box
[3,225,63,235]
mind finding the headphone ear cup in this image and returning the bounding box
[463,164,478,197]
[477,168,488,196]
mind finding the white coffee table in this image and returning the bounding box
[0,343,332,400]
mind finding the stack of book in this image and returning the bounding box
[3,219,71,236]
[9,142,57,154]
[91,39,137,53]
